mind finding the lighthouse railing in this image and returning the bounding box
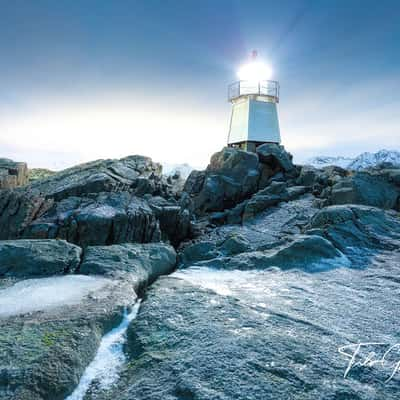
[228,80,279,102]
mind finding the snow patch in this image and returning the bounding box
[65,301,141,400]
[0,275,110,317]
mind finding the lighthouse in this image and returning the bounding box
[227,51,281,153]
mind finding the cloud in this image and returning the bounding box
[0,93,227,169]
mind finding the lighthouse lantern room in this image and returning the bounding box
[227,51,281,152]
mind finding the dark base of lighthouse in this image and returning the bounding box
[228,141,278,153]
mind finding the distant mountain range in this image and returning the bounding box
[307,149,400,170]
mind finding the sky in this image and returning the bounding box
[0,0,399,169]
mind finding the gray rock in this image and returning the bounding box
[308,205,400,260]
[0,189,52,240]
[1,189,191,248]
[183,170,206,195]
[198,235,345,272]
[242,182,288,220]
[80,243,176,291]
[109,248,400,400]
[257,163,275,188]
[256,143,295,172]
[242,193,282,220]
[179,195,318,265]
[185,147,260,214]
[219,234,251,256]
[0,276,136,400]
[0,154,193,247]
[286,185,308,200]
[179,241,219,265]
[0,239,81,278]
[299,165,320,186]
[0,158,28,189]
[29,155,163,202]
[324,169,400,210]
[22,192,161,247]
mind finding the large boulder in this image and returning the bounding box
[185,147,260,214]
[185,146,299,216]
[0,158,28,189]
[329,170,400,210]
[298,165,320,186]
[80,243,176,291]
[0,239,81,278]
[256,143,295,173]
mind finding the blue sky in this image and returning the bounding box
[1,0,399,168]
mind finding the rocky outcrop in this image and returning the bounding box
[28,155,163,201]
[0,155,192,247]
[0,158,28,189]
[0,239,81,278]
[324,169,400,210]
[184,145,299,217]
[179,195,319,267]
[0,189,52,239]
[0,239,179,400]
[307,204,400,258]
[188,234,348,272]
[184,148,260,214]
[23,192,162,246]
[1,147,399,400]
[242,182,307,221]
[80,242,176,290]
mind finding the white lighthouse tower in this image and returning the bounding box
[227,51,281,152]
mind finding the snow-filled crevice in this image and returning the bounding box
[65,300,141,400]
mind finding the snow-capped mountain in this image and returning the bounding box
[306,156,354,169]
[347,149,400,170]
[307,149,400,170]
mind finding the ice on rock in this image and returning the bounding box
[0,275,111,317]
[66,301,141,400]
